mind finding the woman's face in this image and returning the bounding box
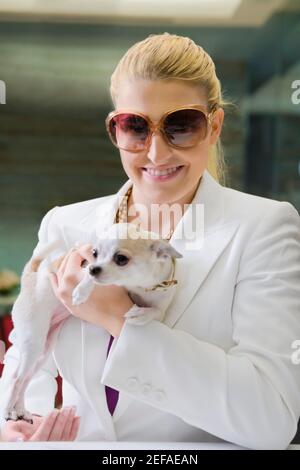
[114,78,224,204]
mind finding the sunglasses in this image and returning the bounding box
[105,104,217,153]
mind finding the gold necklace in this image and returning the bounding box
[115,185,174,241]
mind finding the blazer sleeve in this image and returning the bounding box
[101,201,300,450]
[0,206,60,420]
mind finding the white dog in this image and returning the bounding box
[0,223,182,424]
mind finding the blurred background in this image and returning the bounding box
[0,0,300,275]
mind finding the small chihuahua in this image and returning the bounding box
[0,223,182,424]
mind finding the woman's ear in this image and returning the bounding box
[209,108,224,145]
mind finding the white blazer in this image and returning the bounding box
[1,170,300,449]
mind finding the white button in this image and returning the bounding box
[140,383,152,396]
[154,390,166,403]
[126,377,139,391]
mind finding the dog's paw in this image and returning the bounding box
[4,409,18,422]
[18,411,33,424]
[15,403,34,424]
[5,408,33,424]
[124,305,163,326]
[72,288,86,306]
[125,315,153,326]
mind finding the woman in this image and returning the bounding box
[1,33,300,449]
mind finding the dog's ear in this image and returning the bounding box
[150,240,182,259]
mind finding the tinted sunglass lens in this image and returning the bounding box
[109,113,149,151]
[163,109,208,147]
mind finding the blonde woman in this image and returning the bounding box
[1,33,300,449]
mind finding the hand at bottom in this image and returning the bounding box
[2,407,80,441]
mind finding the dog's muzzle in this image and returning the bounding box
[89,265,102,276]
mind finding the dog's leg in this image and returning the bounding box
[12,310,69,421]
[72,270,94,305]
[7,302,70,423]
[1,262,59,423]
[3,340,45,423]
[1,274,47,422]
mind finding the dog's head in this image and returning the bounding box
[87,223,182,289]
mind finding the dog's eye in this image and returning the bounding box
[92,249,98,258]
[113,253,129,266]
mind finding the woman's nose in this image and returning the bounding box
[146,131,173,164]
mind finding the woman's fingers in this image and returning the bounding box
[56,407,75,441]
[57,244,93,282]
[30,409,60,441]
[49,255,65,274]
[48,251,73,294]
[61,245,94,280]
[68,416,81,441]
[48,244,93,301]
[2,410,80,442]
[2,421,25,442]
[76,244,95,264]
[48,270,59,295]
[29,408,80,441]
[60,407,75,440]
[56,248,77,281]
[47,407,72,441]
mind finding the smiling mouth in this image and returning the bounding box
[142,165,184,176]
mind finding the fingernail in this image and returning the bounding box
[13,437,24,442]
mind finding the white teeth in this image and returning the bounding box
[145,166,181,176]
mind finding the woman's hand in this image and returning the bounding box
[49,244,134,338]
[1,407,80,441]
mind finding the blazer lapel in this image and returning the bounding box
[163,171,239,328]
[164,222,239,328]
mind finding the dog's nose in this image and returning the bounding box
[89,265,102,276]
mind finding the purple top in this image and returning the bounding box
[105,335,119,415]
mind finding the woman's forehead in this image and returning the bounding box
[114,78,207,119]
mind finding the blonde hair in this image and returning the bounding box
[110,32,229,185]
